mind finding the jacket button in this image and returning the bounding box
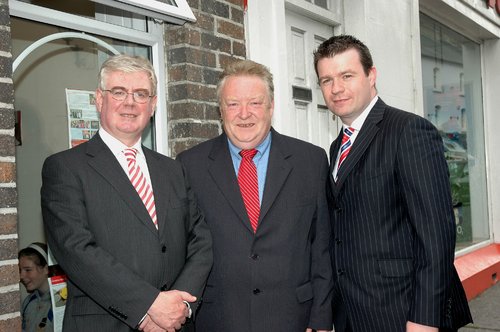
[337,268,344,276]
[250,253,259,260]
[161,245,167,253]
[253,288,261,295]
[335,238,342,245]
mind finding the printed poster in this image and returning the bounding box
[66,89,100,147]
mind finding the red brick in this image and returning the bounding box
[217,19,244,40]
[0,162,15,183]
[0,264,19,287]
[0,213,16,235]
[0,317,21,332]
[0,290,20,315]
[0,238,18,260]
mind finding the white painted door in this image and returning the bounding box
[285,9,339,154]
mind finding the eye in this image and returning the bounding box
[111,88,126,97]
[319,78,332,86]
[134,90,149,98]
[250,101,263,107]
[342,74,353,80]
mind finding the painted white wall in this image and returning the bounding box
[343,0,423,115]
[482,38,500,244]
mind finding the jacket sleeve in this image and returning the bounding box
[308,150,334,329]
[396,116,456,327]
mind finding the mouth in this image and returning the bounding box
[121,113,138,118]
[237,123,254,128]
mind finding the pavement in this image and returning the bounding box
[459,282,500,331]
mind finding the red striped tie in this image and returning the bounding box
[238,149,260,232]
[336,127,355,181]
[124,148,158,229]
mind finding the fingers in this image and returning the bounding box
[147,291,193,330]
[177,290,196,303]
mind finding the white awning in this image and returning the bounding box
[90,0,196,24]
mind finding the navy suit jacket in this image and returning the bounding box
[328,98,472,332]
[177,129,333,332]
[41,133,212,331]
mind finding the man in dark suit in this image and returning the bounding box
[41,55,212,332]
[313,35,472,332]
[177,60,333,332]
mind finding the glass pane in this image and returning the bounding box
[15,0,148,30]
[420,13,489,250]
[314,0,328,10]
[12,16,154,246]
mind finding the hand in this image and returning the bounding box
[147,290,196,330]
[406,321,439,332]
[139,315,166,332]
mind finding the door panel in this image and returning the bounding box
[286,9,338,154]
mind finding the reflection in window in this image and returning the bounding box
[420,13,489,250]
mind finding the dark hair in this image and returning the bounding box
[313,35,373,76]
[18,242,48,268]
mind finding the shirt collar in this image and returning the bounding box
[99,127,143,157]
[227,131,272,160]
[342,95,379,131]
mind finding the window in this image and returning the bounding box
[420,13,489,250]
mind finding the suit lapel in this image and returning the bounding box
[207,134,254,233]
[259,129,292,224]
[334,99,386,188]
[86,134,158,235]
[144,148,169,235]
[329,129,343,196]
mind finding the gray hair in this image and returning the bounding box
[98,54,157,95]
[217,60,274,104]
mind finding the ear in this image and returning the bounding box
[368,66,377,87]
[42,265,49,277]
[95,89,104,114]
[150,95,158,116]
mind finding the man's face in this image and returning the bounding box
[95,71,157,146]
[19,256,48,293]
[220,75,273,150]
[316,49,376,125]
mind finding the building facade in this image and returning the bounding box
[0,0,499,329]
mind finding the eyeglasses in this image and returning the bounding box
[102,88,153,104]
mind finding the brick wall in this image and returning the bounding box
[0,0,21,330]
[166,0,246,156]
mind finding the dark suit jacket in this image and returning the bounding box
[41,133,212,331]
[328,99,472,332]
[177,128,333,332]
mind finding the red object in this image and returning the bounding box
[454,243,500,300]
[124,148,158,228]
[238,149,260,232]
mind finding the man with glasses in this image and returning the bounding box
[42,54,212,332]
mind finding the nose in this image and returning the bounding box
[239,104,251,119]
[331,80,344,95]
[123,92,135,104]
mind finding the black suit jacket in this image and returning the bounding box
[328,99,472,332]
[177,129,333,332]
[41,133,212,331]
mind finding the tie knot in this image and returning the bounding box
[344,127,355,137]
[240,149,258,160]
[124,148,138,160]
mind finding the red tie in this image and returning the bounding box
[336,127,355,181]
[124,148,158,229]
[238,149,260,232]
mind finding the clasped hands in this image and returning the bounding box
[139,290,195,332]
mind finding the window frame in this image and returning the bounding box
[9,0,169,154]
